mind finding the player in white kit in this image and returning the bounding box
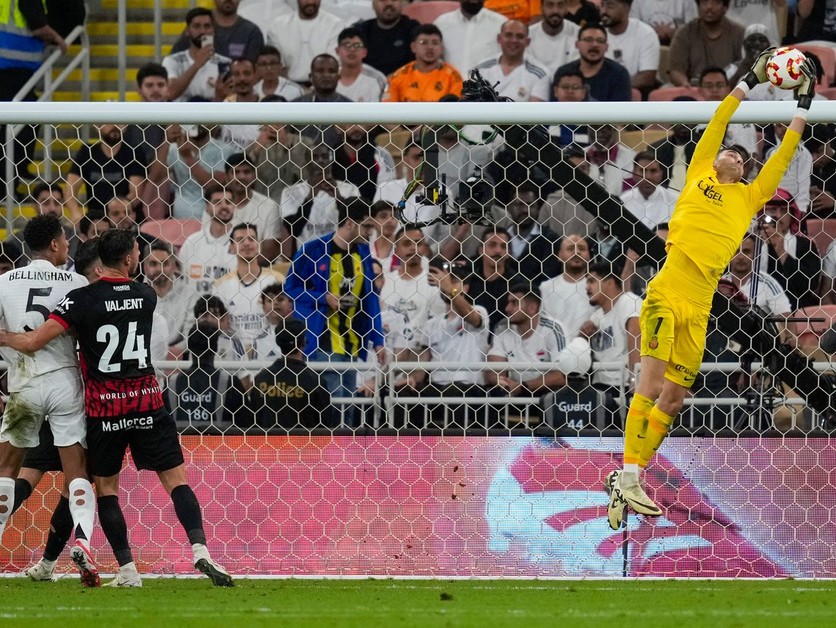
[0,215,100,586]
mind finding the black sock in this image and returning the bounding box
[43,496,73,562]
[11,479,33,514]
[97,495,134,566]
[171,485,206,546]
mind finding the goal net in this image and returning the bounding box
[0,100,835,578]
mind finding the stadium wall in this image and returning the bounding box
[3,436,834,579]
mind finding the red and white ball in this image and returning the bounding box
[765,47,808,89]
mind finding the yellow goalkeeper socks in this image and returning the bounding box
[623,393,655,466]
[639,405,676,468]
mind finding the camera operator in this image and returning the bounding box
[756,189,821,310]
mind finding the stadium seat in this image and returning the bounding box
[402,1,458,24]
[648,86,702,101]
[140,218,201,249]
[619,128,670,152]
[794,43,836,87]
[803,218,836,257]
[789,305,836,349]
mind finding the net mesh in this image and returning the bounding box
[1,111,836,577]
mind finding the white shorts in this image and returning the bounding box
[0,367,86,449]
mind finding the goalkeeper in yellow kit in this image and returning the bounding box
[606,50,817,530]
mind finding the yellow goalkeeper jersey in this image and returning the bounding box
[662,94,800,305]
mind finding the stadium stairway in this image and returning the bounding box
[16,0,199,202]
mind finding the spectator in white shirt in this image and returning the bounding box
[250,283,293,365]
[486,285,568,420]
[620,150,678,230]
[599,0,660,94]
[630,0,697,45]
[253,45,305,100]
[143,240,199,347]
[335,27,387,103]
[765,123,813,214]
[362,200,401,273]
[408,263,491,428]
[723,233,792,319]
[179,183,238,295]
[279,144,361,255]
[266,0,345,84]
[434,0,507,76]
[580,259,642,410]
[471,20,551,102]
[528,0,580,74]
[539,234,595,340]
[212,153,283,262]
[163,7,232,102]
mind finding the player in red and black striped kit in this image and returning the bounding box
[0,229,233,587]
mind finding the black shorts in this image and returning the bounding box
[21,421,63,473]
[86,408,185,478]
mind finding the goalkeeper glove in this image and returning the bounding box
[741,46,776,89]
[796,57,817,110]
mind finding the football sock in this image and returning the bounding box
[98,495,134,567]
[171,485,207,546]
[11,478,33,514]
[623,393,655,467]
[639,405,676,468]
[0,477,15,539]
[43,496,73,562]
[68,478,95,544]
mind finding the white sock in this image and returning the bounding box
[0,476,15,540]
[192,543,210,563]
[623,463,640,476]
[40,558,57,569]
[120,561,139,575]
[68,478,95,545]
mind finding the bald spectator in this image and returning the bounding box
[599,0,659,94]
[266,0,344,84]
[553,24,632,102]
[163,7,233,102]
[668,0,744,88]
[354,0,420,76]
[529,0,580,74]
[434,0,507,76]
[170,0,264,62]
[630,0,696,45]
[385,25,463,102]
[471,21,550,102]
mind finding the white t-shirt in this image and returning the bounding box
[337,64,388,102]
[179,222,238,295]
[630,0,697,31]
[589,291,643,387]
[266,11,345,83]
[0,260,88,391]
[764,142,813,213]
[213,268,286,350]
[280,179,361,245]
[824,240,836,278]
[620,184,679,229]
[418,306,491,385]
[488,316,567,383]
[162,51,232,102]
[253,77,306,101]
[251,323,282,363]
[726,0,781,48]
[539,274,596,341]
[528,20,580,74]
[202,190,282,242]
[434,8,507,76]
[470,55,551,102]
[721,271,792,316]
[587,144,637,196]
[152,278,199,345]
[379,269,446,351]
[605,18,660,78]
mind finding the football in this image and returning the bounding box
[765,47,808,89]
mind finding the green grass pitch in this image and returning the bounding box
[0,578,834,627]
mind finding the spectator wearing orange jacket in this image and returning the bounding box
[384,24,463,102]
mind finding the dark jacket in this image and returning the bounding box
[247,357,335,429]
[763,234,822,310]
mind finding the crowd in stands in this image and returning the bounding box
[2,0,836,433]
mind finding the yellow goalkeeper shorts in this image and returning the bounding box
[639,280,711,389]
